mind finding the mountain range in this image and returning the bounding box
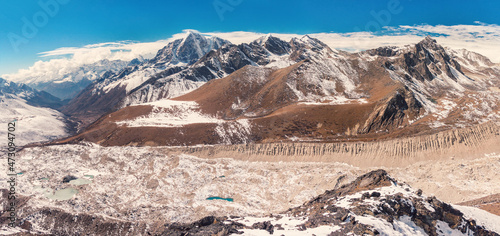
[2,30,500,235]
[50,32,500,146]
[3,59,135,101]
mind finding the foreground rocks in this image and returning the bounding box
[158,170,500,235]
[2,170,499,235]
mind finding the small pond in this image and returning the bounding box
[70,178,92,186]
[47,187,78,200]
[206,197,233,202]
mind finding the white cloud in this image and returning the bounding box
[1,30,194,84]
[3,23,499,84]
[2,40,172,84]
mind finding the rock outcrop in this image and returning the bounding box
[159,170,500,235]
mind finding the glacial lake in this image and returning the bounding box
[47,187,78,201]
[206,197,234,202]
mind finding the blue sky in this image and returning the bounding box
[1,0,499,76]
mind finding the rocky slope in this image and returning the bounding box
[57,35,500,146]
[178,122,500,166]
[197,170,500,236]
[2,169,499,235]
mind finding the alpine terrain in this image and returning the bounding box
[1,31,500,236]
[57,34,500,146]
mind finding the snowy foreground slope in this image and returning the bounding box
[1,144,499,235]
[0,97,67,146]
[0,78,69,145]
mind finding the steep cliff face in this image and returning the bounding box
[361,87,424,133]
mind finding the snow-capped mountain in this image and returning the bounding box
[63,33,333,128]
[0,78,70,145]
[4,59,133,100]
[120,34,345,107]
[0,77,64,109]
[62,31,231,128]
[59,35,500,146]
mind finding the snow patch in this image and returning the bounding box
[435,220,470,236]
[452,204,500,234]
[0,95,68,145]
[117,99,223,127]
[355,214,428,236]
[234,215,341,236]
[215,119,253,144]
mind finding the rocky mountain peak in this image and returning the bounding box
[288,35,335,61]
[295,35,326,50]
[176,31,230,64]
[302,35,339,56]
[1,77,34,96]
[254,33,272,44]
[127,57,143,67]
[452,48,496,67]
[422,35,437,44]
[149,32,230,67]
[415,35,446,53]
[252,34,291,55]
[394,35,467,83]
[180,30,206,47]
